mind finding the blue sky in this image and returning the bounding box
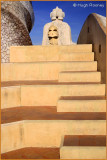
[30,1,106,45]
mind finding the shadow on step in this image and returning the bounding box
[1,147,60,159]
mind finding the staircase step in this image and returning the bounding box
[2,62,97,82]
[63,135,106,146]
[60,146,106,159]
[60,96,106,100]
[10,45,92,62]
[57,100,106,112]
[59,72,101,82]
[1,120,105,153]
[60,53,94,62]
[1,84,105,108]
[21,84,105,106]
[60,135,106,159]
[1,106,106,124]
[10,52,94,62]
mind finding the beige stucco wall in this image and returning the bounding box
[10,45,93,62]
[60,146,106,159]
[1,62,97,82]
[77,13,106,84]
[1,84,105,108]
[1,120,106,153]
[1,86,21,109]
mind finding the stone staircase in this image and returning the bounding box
[1,45,106,159]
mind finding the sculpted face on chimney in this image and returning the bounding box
[48,25,59,45]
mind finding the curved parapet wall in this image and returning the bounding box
[77,13,106,83]
[1,1,34,62]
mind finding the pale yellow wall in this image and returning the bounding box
[59,72,101,82]
[1,84,105,108]
[10,45,93,62]
[1,62,97,82]
[57,100,106,112]
[60,146,106,159]
[1,120,106,153]
[21,84,105,106]
[1,86,21,109]
[1,122,24,153]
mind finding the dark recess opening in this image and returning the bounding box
[88,27,90,33]
[99,44,101,53]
